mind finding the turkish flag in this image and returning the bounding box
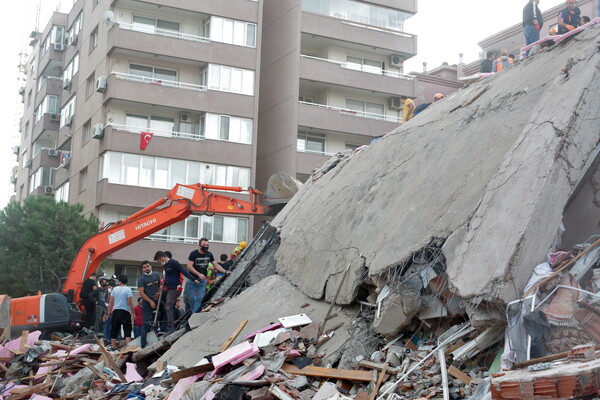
[140,131,154,150]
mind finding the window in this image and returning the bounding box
[90,26,98,53]
[297,131,325,153]
[79,168,88,192]
[345,98,384,119]
[37,76,47,91]
[125,113,181,136]
[54,182,70,202]
[346,56,383,74]
[208,16,256,47]
[35,95,60,123]
[86,73,95,97]
[27,90,32,106]
[299,95,315,103]
[33,138,55,157]
[302,0,409,32]
[63,53,80,87]
[83,121,91,144]
[132,15,180,37]
[99,152,251,189]
[29,167,54,193]
[206,64,254,95]
[60,96,76,127]
[345,143,361,151]
[66,12,83,46]
[129,64,177,84]
[148,215,248,244]
[202,113,252,144]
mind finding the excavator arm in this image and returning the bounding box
[63,183,270,304]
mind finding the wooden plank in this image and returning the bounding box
[448,366,472,385]
[132,328,186,362]
[94,336,127,383]
[358,360,400,375]
[18,330,29,352]
[171,362,215,382]
[370,363,389,400]
[50,333,79,393]
[220,320,248,352]
[85,363,110,381]
[282,364,373,382]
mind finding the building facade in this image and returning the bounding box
[12,0,419,285]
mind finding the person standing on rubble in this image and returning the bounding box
[480,51,495,73]
[80,273,98,328]
[107,275,135,350]
[523,0,543,55]
[89,278,108,334]
[230,241,248,262]
[557,0,581,34]
[493,49,514,72]
[137,260,161,348]
[186,238,231,313]
[155,250,200,332]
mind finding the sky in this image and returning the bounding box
[0,0,569,210]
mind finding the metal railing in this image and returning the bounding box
[301,54,414,81]
[109,123,204,141]
[110,71,208,92]
[144,233,241,245]
[297,148,338,157]
[299,101,402,124]
[117,22,211,43]
[340,19,415,39]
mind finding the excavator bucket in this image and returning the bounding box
[262,172,303,210]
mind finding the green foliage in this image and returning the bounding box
[0,196,99,297]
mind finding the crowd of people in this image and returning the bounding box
[79,238,248,350]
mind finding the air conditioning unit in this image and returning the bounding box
[25,159,32,168]
[65,116,73,127]
[12,146,19,155]
[50,113,60,122]
[48,148,59,157]
[92,123,105,139]
[389,97,403,110]
[54,43,64,51]
[62,157,71,168]
[10,176,16,184]
[96,76,108,93]
[43,186,54,194]
[18,87,25,96]
[180,112,190,122]
[63,79,71,90]
[390,54,403,68]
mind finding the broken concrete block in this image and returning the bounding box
[246,387,275,400]
[372,288,422,337]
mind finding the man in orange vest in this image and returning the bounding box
[492,49,514,72]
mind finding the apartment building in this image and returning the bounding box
[12,0,420,283]
[14,0,264,282]
[256,0,418,187]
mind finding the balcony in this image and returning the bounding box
[111,0,259,23]
[30,149,61,172]
[300,55,415,97]
[34,78,63,109]
[369,0,417,14]
[104,73,255,117]
[38,46,64,78]
[32,113,60,142]
[301,12,417,57]
[99,125,253,166]
[107,24,257,70]
[298,102,401,137]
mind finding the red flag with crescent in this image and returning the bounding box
[140,131,154,150]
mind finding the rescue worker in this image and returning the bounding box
[523,0,543,54]
[230,241,248,262]
[492,49,513,72]
[433,93,444,102]
[400,96,414,123]
[557,0,581,34]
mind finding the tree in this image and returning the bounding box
[0,196,100,297]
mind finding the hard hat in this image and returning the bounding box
[434,93,444,100]
[566,0,576,3]
[240,241,248,249]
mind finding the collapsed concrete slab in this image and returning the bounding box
[158,275,358,368]
[271,27,600,323]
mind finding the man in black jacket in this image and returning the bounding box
[523,0,543,55]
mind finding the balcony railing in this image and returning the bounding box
[301,54,414,80]
[299,101,402,124]
[109,123,205,142]
[297,148,337,157]
[117,22,211,44]
[110,72,208,92]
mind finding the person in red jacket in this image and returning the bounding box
[133,297,143,338]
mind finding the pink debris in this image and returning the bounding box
[235,365,265,382]
[36,365,57,376]
[203,390,216,400]
[243,322,283,340]
[29,395,52,400]
[169,375,202,400]
[230,343,260,365]
[212,342,254,369]
[125,362,144,382]
[0,331,42,358]
[284,350,302,358]
[70,344,92,356]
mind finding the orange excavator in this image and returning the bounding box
[7,182,290,337]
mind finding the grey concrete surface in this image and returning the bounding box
[271,27,600,317]
[157,275,357,368]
